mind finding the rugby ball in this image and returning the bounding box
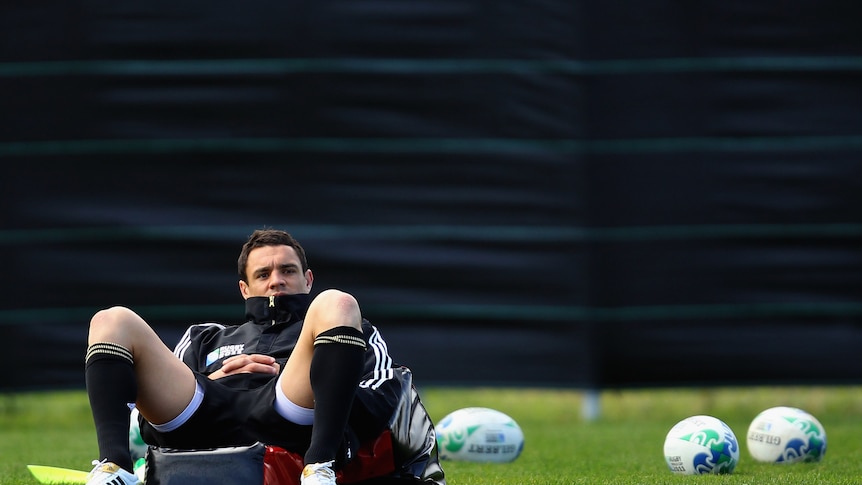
[129,407,148,461]
[663,415,739,475]
[746,406,827,463]
[436,407,524,463]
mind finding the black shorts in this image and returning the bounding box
[139,371,402,455]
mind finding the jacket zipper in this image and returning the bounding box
[270,295,276,326]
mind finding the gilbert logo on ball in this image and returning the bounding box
[663,415,739,475]
[746,406,827,463]
[436,407,524,463]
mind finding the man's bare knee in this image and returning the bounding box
[308,289,362,331]
[88,306,144,345]
[314,289,358,309]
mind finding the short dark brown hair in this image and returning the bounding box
[237,228,308,282]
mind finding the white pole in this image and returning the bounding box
[582,389,601,421]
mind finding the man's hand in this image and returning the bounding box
[208,354,281,380]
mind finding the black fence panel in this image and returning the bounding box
[2,1,861,391]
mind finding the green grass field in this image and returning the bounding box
[2,386,861,484]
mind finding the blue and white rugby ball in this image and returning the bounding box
[664,415,739,475]
[436,407,524,463]
[129,406,148,461]
[747,406,827,463]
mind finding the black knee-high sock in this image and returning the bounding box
[85,342,137,472]
[304,326,367,466]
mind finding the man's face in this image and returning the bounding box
[238,245,313,299]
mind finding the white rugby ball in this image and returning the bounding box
[436,407,524,463]
[129,407,148,461]
[747,406,827,464]
[663,415,739,475]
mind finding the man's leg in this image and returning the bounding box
[277,290,367,468]
[86,306,197,472]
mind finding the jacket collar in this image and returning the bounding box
[244,293,310,326]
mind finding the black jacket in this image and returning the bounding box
[172,293,399,394]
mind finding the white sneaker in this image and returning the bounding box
[86,460,142,485]
[300,460,336,485]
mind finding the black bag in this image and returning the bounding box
[146,442,265,485]
[384,367,445,484]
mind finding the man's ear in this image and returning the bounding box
[305,269,314,291]
[239,280,250,299]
